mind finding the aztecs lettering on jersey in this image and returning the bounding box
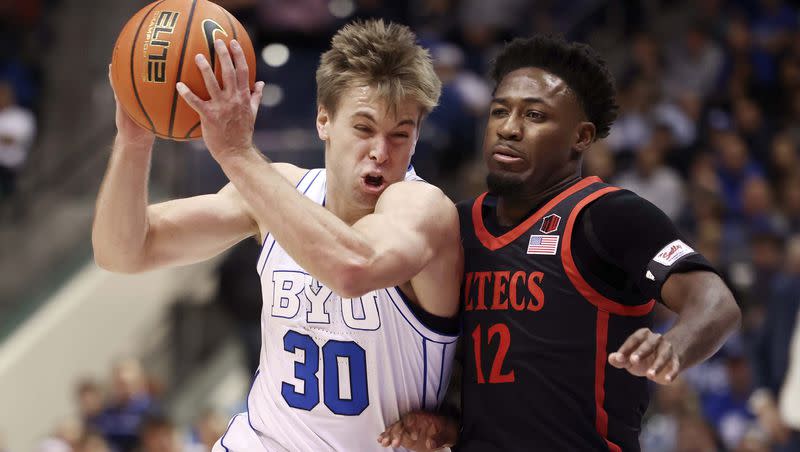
[463,270,545,312]
[271,270,381,331]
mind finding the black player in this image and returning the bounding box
[379,35,740,451]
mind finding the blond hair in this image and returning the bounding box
[316,19,441,117]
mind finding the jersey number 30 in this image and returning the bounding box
[281,330,369,416]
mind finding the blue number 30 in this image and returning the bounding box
[280,330,369,416]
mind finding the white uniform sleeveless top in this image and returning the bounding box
[215,167,458,452]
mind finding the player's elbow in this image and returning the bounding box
[719,290,741,331]
[92,241,147,274]
[330,256,373,298]
[93,252,145,274]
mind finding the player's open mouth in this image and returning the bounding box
[362,174,386,193]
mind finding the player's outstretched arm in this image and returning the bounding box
[608,271,740,384]
[378,410,458,451]
[94,65,304,272]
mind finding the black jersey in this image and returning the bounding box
[458,177,657,452]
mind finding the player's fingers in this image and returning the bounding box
[630,332,662,365]
[250,81,264,117]
[646,340,674,378]
[230,39,250,94]
[215,39,236,91]
[194,53,222,97]
[664,356,681,383]
[608,352,628,368]
[176,82,206,115]
[614,328,651,359]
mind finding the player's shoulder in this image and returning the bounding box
[381,180,454,208]
[272,162,309,187]
[588,187,663,217]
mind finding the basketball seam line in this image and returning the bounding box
[184,5,238,139]
[168,0,199,138]
[129,0,164,133]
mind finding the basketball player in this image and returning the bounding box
[379,35,741,451]
[93,20,462,451]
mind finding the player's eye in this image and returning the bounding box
[526,110,545,121]
[491,108,508,117]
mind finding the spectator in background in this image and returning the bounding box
[733,97,773,163]
[700,337,759,451]
[75,431,111,452]
[136,414,180,452]
[76,378,105,427]
[750,235,800,451]
[714,131,763,219]
[767,133,799,186]
[664,23,724,102]
[91,358,158,452]
[615,137,685,219]
[415,41,489,184]
[779,177,800,233]
[0,80,35,198]
[186,410,226,452]
[675,415,723,452]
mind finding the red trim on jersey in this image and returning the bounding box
[561,186,656,317]
[472,176,601,251]
[595,311,622,452]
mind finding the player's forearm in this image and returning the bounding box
[217,148,376,295]
[92,137,154,272]
[663,276,740,371]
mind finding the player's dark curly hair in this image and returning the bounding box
[490,35,619,139]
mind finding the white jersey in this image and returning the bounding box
[214,168,458,452]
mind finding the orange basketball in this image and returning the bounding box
[110,0,256,140]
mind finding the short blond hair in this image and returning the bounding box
[316,19,441,117]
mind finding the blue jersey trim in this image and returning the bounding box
[219,413,245,452]
[383,288,458,344]
[246,369,261,432]
[436,342,447,403]
[422,338,428,410]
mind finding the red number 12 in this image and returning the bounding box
[471,323,515,384]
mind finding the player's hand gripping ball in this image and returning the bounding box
[110,0,256,140]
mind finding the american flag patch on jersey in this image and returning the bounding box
[527,235,560,255]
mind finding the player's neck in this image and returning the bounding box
[496,173,581,226]
[325,182,373,225]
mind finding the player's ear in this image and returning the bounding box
[316,106,330,141]
[573,121,596,154]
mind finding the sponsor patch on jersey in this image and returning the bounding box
[539,214,561,234]
[653,240,694,266]
[527,234,560,255]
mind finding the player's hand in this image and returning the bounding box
[108,64,154,148]
[608,328,681,385]
[176,38,264,159]
[377,411,457,451]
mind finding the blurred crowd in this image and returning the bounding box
[0,0,50,198]
[30,358,226,452]
[6,0,800,450]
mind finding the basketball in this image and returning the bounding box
[110,0,256,140]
